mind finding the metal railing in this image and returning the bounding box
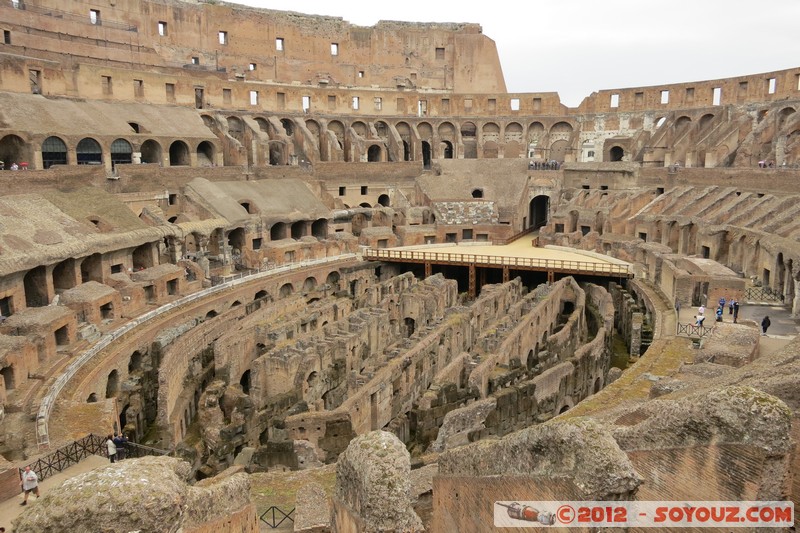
[260,506,295,528]
[36,254,358,449]
[363,248,632,277]
[20,434,104,482]
[745,287,783,302]
[19,434,172,482]
[124,441,172,459]
[676,322,715,338]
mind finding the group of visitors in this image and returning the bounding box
[106,432,129,463]
[528,160,561,170]
[689,296,773,336]
[0,161,23,170]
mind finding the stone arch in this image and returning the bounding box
[367,144,382,162]
[550,121,573,134]
[140,139,162,164]
[128,350,142,373]
[254,117,270,132]
[609,145,625,161]
[24,266,48,307]
[280,118,295,137]
[438,121,456,138]
[396,121,412,161]
[197,141,215,166]
[279,283,294,298]
[378,194,390,207]
[240,369,251,395]
[421,141,432,169]
[328,120,345,149]
[699,113,715,129]
[41,136,68,168]
[778,107,796,128]
[529,195,550,229]
[270,222,288,241]
[528,121,545,140]
[461,121,477,159]
[53,258,78,292]
[326,271,341,290]
[417,122,433,140]
[227,116,244,139]
[311,218,327,238]
[0,134,29,169]
[110,138,133,167]
[77,137,102,165]
[303,276,318,292]
[132,243,155,270]
[440,140,454,159]
[106,369,119,398]
[169,140,190,166]
[550,139,569,162]
[290,221,306,239]
[675,115,692,129]
[351,121,368,138]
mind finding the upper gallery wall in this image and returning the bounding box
[1,0,798,117]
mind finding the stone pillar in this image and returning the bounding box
[793,282,800,317]
[630,312,643,357]
[332,430,423,532]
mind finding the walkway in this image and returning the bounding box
[364,241,631,297]
[0,455,108,531]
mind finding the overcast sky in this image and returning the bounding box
[231,0,800,107]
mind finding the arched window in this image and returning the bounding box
[110,138,132,167]
[77,138,102,165]
[41,136,67,168]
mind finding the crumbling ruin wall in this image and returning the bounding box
[468,278,582,396]
[332,430,423,533]
[425,282,614,451]
[612,386,793,503]
[13,457,258,533]
[432,419,642,532]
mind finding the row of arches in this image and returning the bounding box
[0,134,217,169]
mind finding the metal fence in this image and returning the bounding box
[19,434,172,481]
[745,287,783,302]
[676,322,715,338]
[20,434,105,482]
[260,506,295,528]
[124,441,172,460]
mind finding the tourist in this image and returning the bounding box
[761,316,771,336]
[19,466,39,505]
[697,304,705,316]
[106,434,117,463]
[733,300,740,323]
[719,296,726,309]
[10,163,18,171]
[715,306,723,322]
[113,433,128,460]
[694,315,705,327]
[728,298,735,315]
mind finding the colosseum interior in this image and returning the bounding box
[0,1,798,532]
